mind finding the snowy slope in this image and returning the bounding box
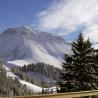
[19,80,42,93]
[0,26,71,68]
[3,65,42,93]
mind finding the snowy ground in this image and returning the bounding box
[19,80,42,93]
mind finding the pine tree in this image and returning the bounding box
[95,49,98,64]
[58,33,98,93]
[94,49,98,78]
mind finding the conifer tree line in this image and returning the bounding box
[0,63,60,97]
[20,63,61,80]
[0,66,33,97]
[11,62,61,87]
[58,33,98,93]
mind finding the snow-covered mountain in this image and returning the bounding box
[0,26,71,68]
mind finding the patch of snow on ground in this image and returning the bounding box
[19,80,42,93]
[7,60,31,66]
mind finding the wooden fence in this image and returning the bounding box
[1,90,98,98]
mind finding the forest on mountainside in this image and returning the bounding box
[0,65,33,97]
[11,62,61,88]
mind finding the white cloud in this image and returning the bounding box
[84,25,98,42]
[35,0,98,42]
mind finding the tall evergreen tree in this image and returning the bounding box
[58,33,98,93]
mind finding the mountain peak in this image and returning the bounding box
[15,25,32,31]
[0,26,71,67]
[3,25,35,35]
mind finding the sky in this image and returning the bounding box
[0,0,52,31]
[0,0,98,44]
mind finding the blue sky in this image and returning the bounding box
[0,0,52,32]
[0,0,98,43]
